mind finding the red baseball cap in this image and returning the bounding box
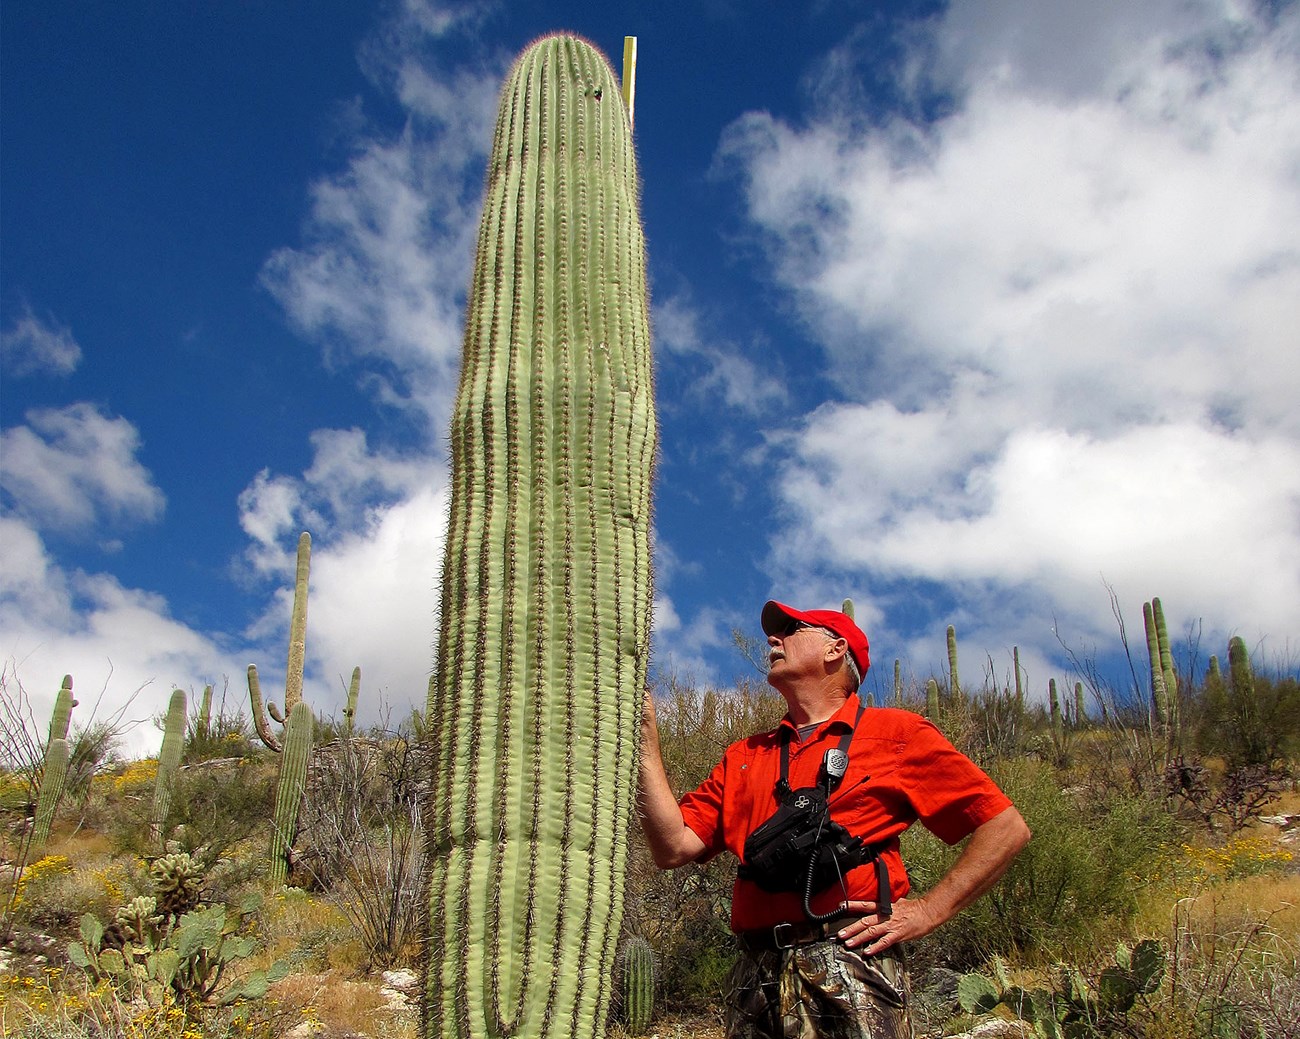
[761,600,871,676]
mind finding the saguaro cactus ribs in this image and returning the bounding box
[424,32,655,1039]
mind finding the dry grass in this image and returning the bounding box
[267,970,416,1038]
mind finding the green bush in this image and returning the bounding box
[112,756,275,870]
[904,757,1179,970]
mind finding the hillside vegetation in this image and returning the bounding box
[2,617,1298,1039]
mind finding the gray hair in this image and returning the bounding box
[809,625,862,691]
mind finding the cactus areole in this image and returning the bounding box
[424,33,656,1039]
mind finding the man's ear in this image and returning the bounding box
[824,637,849,667]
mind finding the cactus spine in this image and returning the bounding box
[619,936,655,1036]
[425,33,655,1039]
[248,531,312,751]
[151,689,187,848]
[30,737,69,855]
[270,701,313,887]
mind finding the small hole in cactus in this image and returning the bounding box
[593,87,603,100]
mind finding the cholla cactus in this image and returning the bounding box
[151,851,204,918]
[424,33,655,1039]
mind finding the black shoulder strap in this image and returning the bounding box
[776,701,866,797]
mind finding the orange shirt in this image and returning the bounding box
[678,696,1012,932]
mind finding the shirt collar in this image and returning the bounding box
[778,692,862,738]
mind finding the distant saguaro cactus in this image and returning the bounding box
[343,666,361,733]
[30,737,69,855]
[947,624,961,701]
[196,683,213,742]
[424,33,655,1039]
[150,689,187,848]
[270,701,313,887]
[926,678,940,719]
[248,531,312,751]
[48,675,77,743]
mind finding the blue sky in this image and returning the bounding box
[4,1,1299,756]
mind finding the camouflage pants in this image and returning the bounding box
[724,940,912,1039]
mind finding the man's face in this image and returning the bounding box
[766,620,837,687]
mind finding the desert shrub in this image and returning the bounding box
[8,854,119,933]
[295,728,426,966]
[1197,669,1300,770]
[903,756,1180,971]
[183,694,257,764]
[110,756,275,871]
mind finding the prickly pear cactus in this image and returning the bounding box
[424,32,655,1039]
[270,701,313,887]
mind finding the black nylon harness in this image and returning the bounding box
[740,704,894,922]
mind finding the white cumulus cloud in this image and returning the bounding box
[725,0,1300,670]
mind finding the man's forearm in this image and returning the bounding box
[917,805,1031,928]
[638,693,707,869]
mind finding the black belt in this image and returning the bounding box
[738,916,850,951]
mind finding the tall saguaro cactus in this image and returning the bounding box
[424,33,655,1039]
[248,531,312,751]
[270,701,314,887]
[48,675,77,743]
[150,689,187,848]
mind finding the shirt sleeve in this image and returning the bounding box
[900,719,1012,845]
[677,753,730,860]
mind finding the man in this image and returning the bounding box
[639,601,1031,1038]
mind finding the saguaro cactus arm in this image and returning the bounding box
[246,665,282,753]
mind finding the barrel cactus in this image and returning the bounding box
[424,32,655,1039]
[619,936,655,1035]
